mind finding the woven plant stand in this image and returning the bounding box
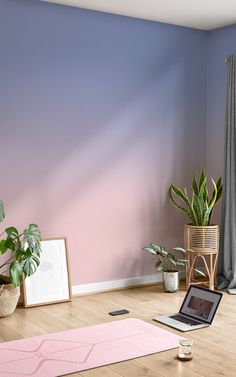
[184,224,219,290]
[0,283,20,317]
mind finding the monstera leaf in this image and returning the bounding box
[0,209,42,287]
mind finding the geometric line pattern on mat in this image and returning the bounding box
[0,318,180,377]
[0,334,141,375]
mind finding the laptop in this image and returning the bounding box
[153,285,222,332]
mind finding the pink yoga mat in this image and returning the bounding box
[0,318,180,377]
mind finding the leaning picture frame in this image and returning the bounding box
[23,237,72,307]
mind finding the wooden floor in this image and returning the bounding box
[0,283,235,377]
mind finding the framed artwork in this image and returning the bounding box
[23,237,71,307]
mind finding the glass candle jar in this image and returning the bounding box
[178,338,193,360]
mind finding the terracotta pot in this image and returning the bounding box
[0,283,20,317]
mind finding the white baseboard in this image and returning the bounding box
[72,273,163,296]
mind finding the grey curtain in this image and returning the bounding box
[218,55,236,294]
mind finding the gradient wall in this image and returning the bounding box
[0,0,206,286]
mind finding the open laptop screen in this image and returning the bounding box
[180,285,222,324]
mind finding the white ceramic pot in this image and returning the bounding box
[162,271,179,292]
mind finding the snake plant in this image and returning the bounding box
[0,199,42,287]
[169,170,222,226]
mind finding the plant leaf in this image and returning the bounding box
[5,227,19,238]
[149,243,168,257]
[169,185,188,213]
[175,261,186,266]
[168,258,177,266]
[5,237,16,251]
[194,268,206,277]
[149,243,163,252]
[199,169,206,189]
[0,200,5,222]
[9,260,23,288]
[173,247,186,253]
[192,174,199,196]
[143,247,157,255]
[21,247,40,277]
[0,240,8,254]
[23,224,41,254]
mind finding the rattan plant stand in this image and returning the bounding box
[184,224,219,291]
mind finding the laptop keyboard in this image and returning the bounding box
[170,314,201,326]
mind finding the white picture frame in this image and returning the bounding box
[23,237,71,307]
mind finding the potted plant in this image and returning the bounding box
[169,170,222,253]
[143,243,204,292]
[0,199,42,317]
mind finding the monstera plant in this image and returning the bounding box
[0,199,42,317]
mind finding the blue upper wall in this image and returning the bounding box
[0,0,207,284]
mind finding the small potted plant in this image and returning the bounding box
[143,243,204,292]
[0,199,42,317]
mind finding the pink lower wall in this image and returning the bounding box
[1,0,206,286]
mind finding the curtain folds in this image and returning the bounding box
[218,55,236,294]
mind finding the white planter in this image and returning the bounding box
[162,271,179,292]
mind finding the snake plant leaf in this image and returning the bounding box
[170,184,189,205]
[169,185,189,213]
[199,169,206,189]
[215,177,223,202]
[169,170,222,226]
[212,177,223,204]
[202,207,212,225]
[0,200,5,222]
[192,194,202,225]
[170,184,198,225]
[208,178,218,208]
[192,174,199,196]
[186,205,198,226]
